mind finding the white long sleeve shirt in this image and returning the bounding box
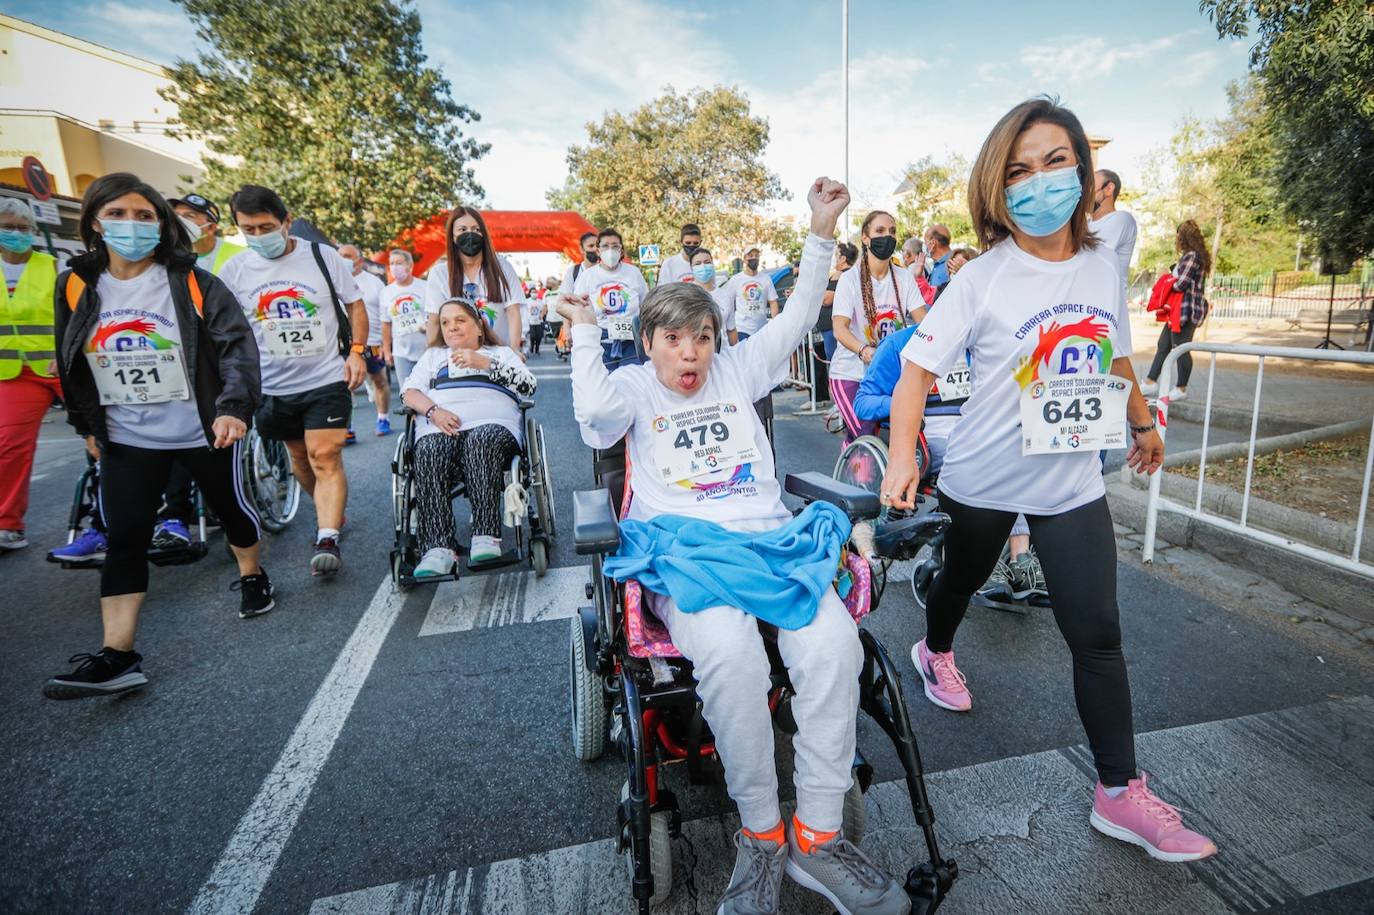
[569,233,835,531]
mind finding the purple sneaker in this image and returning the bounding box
[48,529,108,563]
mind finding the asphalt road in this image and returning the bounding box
[2,345,1371,914]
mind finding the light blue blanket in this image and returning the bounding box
[603,501,851,630]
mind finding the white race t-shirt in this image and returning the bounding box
[401,344,533,442]
[724,271,780,336]
[379,279,426,361]
[572,262,650,336]
[423,255,526,347]
[1088,210,1138,290]
[830,263,921,381]
[568,232,836,531]
[89,264,204,449]
[353,269,386,346]
[219,240,361,397]
[3,259,25,295]
[526,297,546,326]
[656,251,693,286]
[899,238,1132,515]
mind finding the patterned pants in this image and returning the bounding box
[412,424,520,551]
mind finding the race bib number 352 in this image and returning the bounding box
[652,400,759,482]
[1019,374,1129,455]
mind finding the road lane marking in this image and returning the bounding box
[418,565,587,636]
[187,575,405,915]
[309,696,1374,914]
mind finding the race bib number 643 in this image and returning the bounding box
[1020,374,1129,455]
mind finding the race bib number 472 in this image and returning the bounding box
[1019,374,1130,455]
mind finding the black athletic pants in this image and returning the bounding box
[99,441,261,597]
[160,462,195,524]
[528,322,545,353]
[1146,323,1197,388]
[925,493,1137,786]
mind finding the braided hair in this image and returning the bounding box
[858,210,901,340]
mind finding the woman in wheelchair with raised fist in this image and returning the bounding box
[560,178,912,915]
[400,297,535,575]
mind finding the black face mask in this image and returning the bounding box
[682,243,700,260]
[456,231,484,257]
[745,257,760,271]
[867,236,897,260]
[584,249,599,264]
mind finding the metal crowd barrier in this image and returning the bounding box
[1142,342,1374,578]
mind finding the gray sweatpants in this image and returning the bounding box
[650,587,863,832]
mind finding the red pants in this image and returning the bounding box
[0,368,63,530]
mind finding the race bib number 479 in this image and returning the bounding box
[1019,374,1129,455]
[652,400,759,482]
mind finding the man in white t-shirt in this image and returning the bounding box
[654,222,701,286]
[721,246,780,339]
[380,248,426,392]
[221,184,367,579]
[561,178,911,914]
[565,227,649,371]
[1088,168,1138,292]
[339,244,392,435]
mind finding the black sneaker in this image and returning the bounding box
[310,537,341,577]
[234,568,276,618]
[42,648,148,700]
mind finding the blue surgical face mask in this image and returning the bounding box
[0,228,34,254]
[246,227,289,259]
[1003,165,1082,237]
[99,219,162,260]
[692,263,715,285]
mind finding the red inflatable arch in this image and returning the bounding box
[392,210,598,277]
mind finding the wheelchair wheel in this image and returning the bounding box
[525,416,556,538]
[243,432,300,533]
[532,539,549,577]
[833,434,888,495]
[843,773,867,847]
[621,782,673,907]
[911,539,943,612]
[569,616,607,760]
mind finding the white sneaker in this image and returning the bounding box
[414,547,456,578]
[469,535,502,563]
[1165,387,1188,402]
[1140,380,1159,397]
[0,529,28,551]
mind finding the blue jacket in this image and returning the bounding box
[603,501,851,630]
[854,326,918,422]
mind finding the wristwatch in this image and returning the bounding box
[1130,421,1157,435]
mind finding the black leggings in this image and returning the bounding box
[412,424,520,550]
[1147,323,1197,388]
[99,441,261,597]
[926,493,1137,786]
[528,323,545,353]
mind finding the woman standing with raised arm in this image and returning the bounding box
[882,98,1216,864]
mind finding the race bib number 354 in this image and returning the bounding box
[1019,374,1129,455]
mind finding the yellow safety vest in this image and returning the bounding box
[0,251,58,379]
[205,239,246,276]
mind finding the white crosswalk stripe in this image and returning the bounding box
[418,565,588,636]
[309,697,1374,915]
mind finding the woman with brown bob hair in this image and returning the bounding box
[882,97,1217,864]
[1141,219,1212,401]
[422,206,526,355]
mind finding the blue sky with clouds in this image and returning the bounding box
[10,0,1255,220]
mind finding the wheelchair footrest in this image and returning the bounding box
[462,549,524,574]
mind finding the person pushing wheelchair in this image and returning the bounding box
[559,178,911,915]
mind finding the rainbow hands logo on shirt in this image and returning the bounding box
[676,462,755,499]
[255,286,320,320]
[87,318,176,353]
[868,308,903,344]
[1012,316,1114,389]
[596,282,631,316]
[391,293,419,316]
[653,416,669,432]
[742,281,764,304]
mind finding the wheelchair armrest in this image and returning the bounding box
[784,471,880,521]
[573,488,621,555]
[518,398,535,412]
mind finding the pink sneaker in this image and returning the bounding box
[912,638,971,712]
[1090,774,1218,862]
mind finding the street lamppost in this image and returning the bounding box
[842,0,849,240]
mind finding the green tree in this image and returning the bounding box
[548,86,789,259]
[1201,0,1374,268]
[893,155,974,247]
[163,0,487,251]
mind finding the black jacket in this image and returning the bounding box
[55,255,262,446]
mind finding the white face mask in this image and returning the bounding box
[179,214,204,244]
[601,248,622,268]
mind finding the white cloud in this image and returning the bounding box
[1019,33,1183,84]
[79,1,198,60]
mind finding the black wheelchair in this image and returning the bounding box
[568,439,958,913]
[389,385,555,590]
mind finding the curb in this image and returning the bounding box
[1160,417,1370,469]
[1107,479,1372,622]
[1164,400,1317,437]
